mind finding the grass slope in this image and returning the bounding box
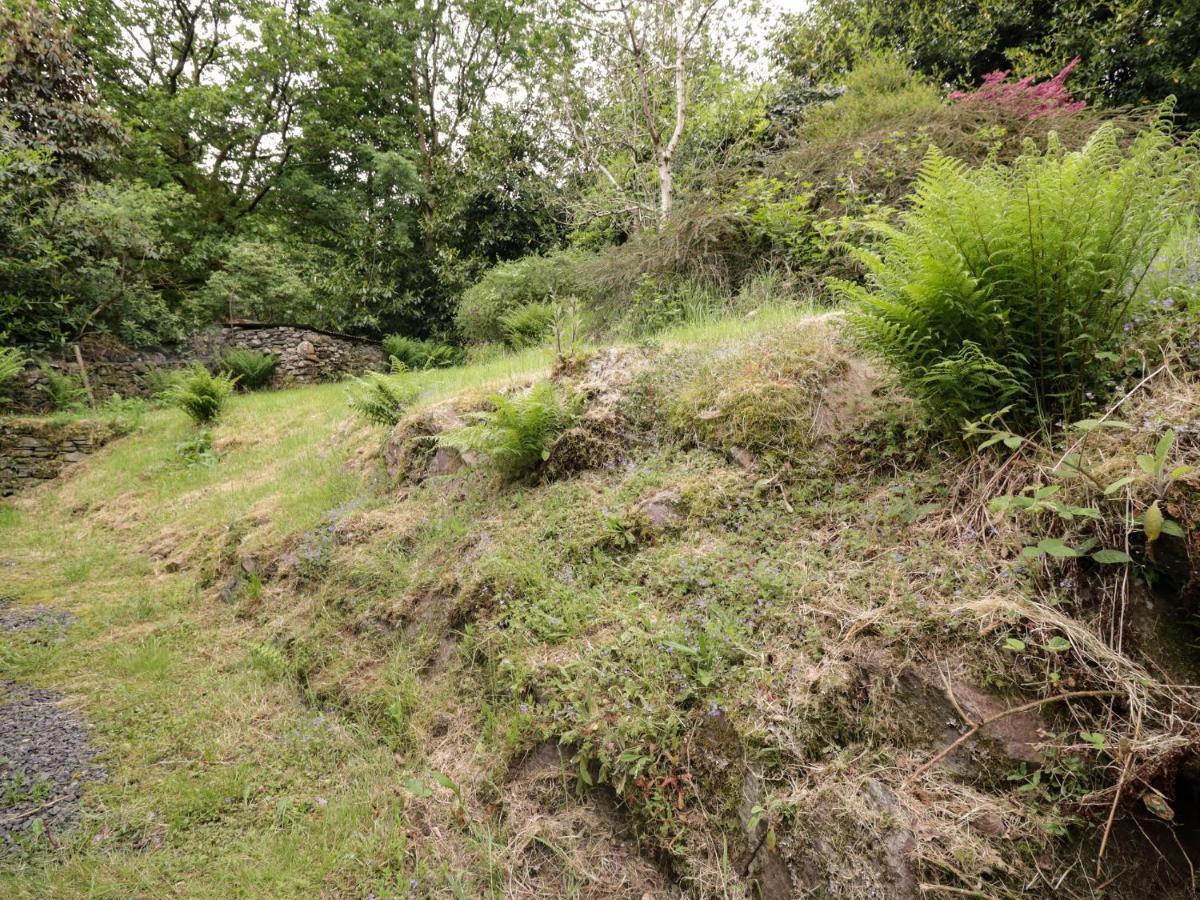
[2,304,1198,897]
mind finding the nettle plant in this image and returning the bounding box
[973,413,1190,567]
[843,112,1194,437]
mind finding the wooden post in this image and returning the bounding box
[72,344,96,408]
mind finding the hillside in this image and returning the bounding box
[4,306,1200,897]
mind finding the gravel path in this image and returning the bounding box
[1,599,102,851]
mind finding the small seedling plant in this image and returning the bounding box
[970,410,1190,569]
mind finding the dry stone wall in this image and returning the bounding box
[3,325,388,414]
[0,419,116,496]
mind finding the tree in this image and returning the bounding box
[774,0,1200,125]
[547,0,751,228]
[0,0,123,182]
[72,0,319,226]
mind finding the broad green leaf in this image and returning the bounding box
[1039,538,1081,558]
[1156,430,1175,464]
[1137,454,1157,475]
[1161,519,1185,538]
[1043,636,1071,652]
[1004,638,1026,651]
[1092,549,1132,564]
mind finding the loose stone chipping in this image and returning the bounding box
[0,681,104,851]
[0,597,74,634]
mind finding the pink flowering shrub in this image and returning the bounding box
[949,58,1087,119]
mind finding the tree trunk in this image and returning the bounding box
[658,156,673,222]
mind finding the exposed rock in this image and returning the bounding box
[638,490,681,529]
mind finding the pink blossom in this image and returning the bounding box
[949,58,1087,119]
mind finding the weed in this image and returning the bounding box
[0,346,26,396]
[38,365,87,410]
[383,335,464,370]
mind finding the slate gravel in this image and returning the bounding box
[0,681,104,850]
[0,598,74,633]
[1,600,101,850]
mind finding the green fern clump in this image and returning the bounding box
[38,364,87,410]
[499,302,555,348]
[0,346,26,393]
[382,335,464,370]
[841,113,1194,435]
[439,381,581,478]
[218,348,277,390]
[347,373,417,427]
[165,367,235,426]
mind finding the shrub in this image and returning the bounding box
[458,250,590,343]
[38,365,87,410]
[347,373,417,427]
[949,58,1086,120]
[499,303,555,348]
[218,348,277,390]
[802,53,942,141]
[439,381,581,477]
[382,335,464,370]
[842,116,1194,435]
[0,347,26,396]
[165,367,235,426]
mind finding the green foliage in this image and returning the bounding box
[173,429,218,468]
[38,365,87,411]
[199,241,317,325]
[142,365,185,399]
[803,53,942,140]
[218,349,277,391]
[382,336,464,370]
[346,373,417,428]
[624,276,723,337]
[842,116,1193,434]
[498,302,555,348]
[0,0,122,182]
[0,346,26,395]
[457,250,590,343]
[439,381,581,477]
[774,0,1200,126]
[165,367,235,426]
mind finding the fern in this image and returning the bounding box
[842,111,1194,435]
[218,349,277,390]
[165,367,235,426]
[439,381,580,477]
[0,346,26,397]
[382,335,464,370]
[38,364,87,410]
[347,373,417,427]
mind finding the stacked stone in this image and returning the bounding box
[222,326,388,386]
[0,420,111,496]
[2,325,388,413]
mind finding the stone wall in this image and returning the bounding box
[3,324,389,414]
[208,325,389,387]
[0,418,116,496]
